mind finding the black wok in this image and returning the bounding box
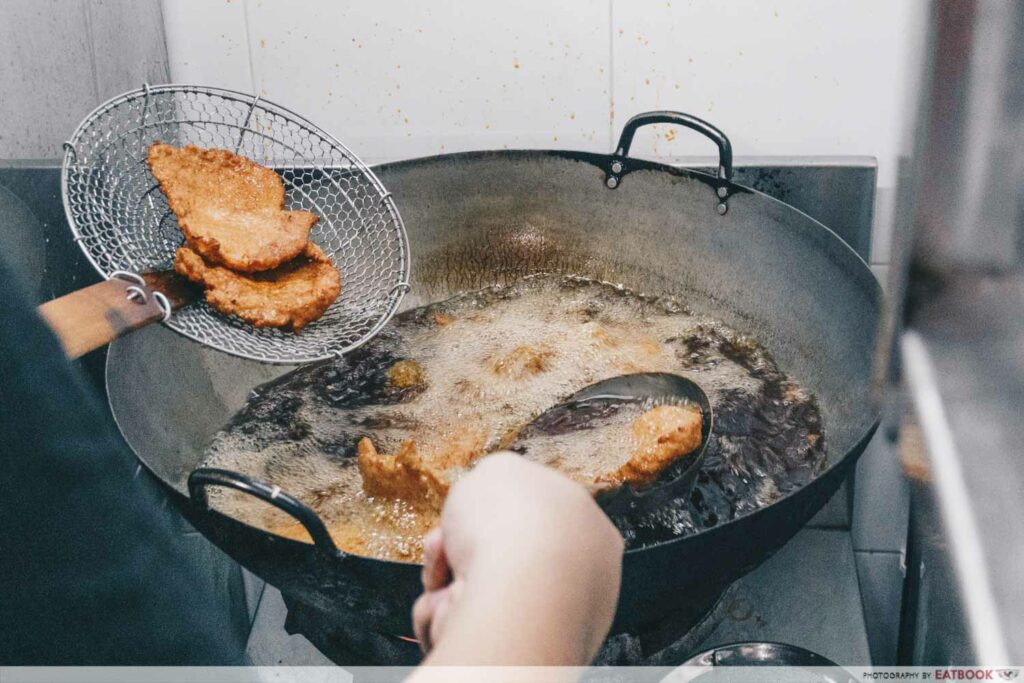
[104,112,881,637]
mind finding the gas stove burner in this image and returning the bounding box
[282,584,736,666]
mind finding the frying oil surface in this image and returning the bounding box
[202,275,826,561]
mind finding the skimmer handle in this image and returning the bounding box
[36,272,185,359]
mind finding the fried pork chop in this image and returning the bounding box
[148,143,317,272]
[356,438,451,510]
[174,243,341,332]
[594,404,703,489]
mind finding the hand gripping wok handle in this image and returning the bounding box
[188,467,340,554]
[36,272,182,359]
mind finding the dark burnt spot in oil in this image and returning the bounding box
[287,417,312,440]
[315,348,398,409]
[710,388,756,435]
[229,393,304,440]
[666,329,722,370]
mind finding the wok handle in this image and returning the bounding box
[188,467,341,554]
[613,111,733,182]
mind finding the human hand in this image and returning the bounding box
[411,452,624,667]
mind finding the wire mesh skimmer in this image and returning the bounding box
[60,84,410,364]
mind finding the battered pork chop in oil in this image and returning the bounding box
[148,144,317,272]
[592,404,703,489]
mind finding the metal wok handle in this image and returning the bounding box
[188,467,340,554]
[607,110,734,213]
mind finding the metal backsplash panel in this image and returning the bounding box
[684,156,877,263]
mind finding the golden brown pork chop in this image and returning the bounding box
[148,143,317,272]
[594,404,703,489]
[174,242,341,332]
[356,438,451,510]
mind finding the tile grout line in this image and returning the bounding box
[241,0,259,94]
[155,0,171,83]
[607,0,615,152]
[81,0,101,106]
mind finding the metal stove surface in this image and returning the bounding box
[245,528,869,667]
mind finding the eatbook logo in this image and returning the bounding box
[926,669,1022,680]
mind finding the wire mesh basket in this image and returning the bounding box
[61,84,410,364]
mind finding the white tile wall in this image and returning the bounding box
[163,0,253,91]
[252,1,612,159]
[611,1,917,178]
[162,0,928,263]
[0,0,168,159]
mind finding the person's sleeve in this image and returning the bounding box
[0,257,244,664]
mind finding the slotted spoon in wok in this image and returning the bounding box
[40,84,410,364]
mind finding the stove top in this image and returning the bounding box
[279,582,734,666]
[245,528,869,667]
